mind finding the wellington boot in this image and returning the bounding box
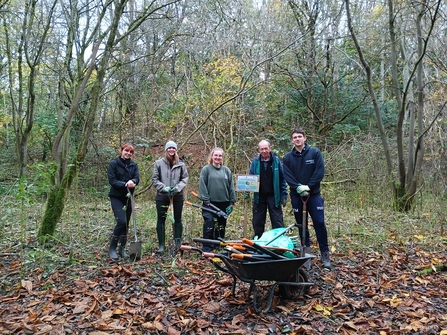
[173,222,183,249]
[156,223,165,254]
[108,235,119,261]
[118,235,129,259]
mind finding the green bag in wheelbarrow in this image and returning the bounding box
[254,228,295,258]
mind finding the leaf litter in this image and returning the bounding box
[1,238,446,335]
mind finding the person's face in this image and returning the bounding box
[166,147,176,156]
[121,148,133,159]
[291,133,306,148]
[212,150,223,165]
[258,143,271,160]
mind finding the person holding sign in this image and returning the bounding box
[245,140,288,239]
[198,147,236,252]
[283,128,332,269]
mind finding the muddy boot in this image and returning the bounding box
[174,222,183,249]
[321,250,332,270]
[108,235,119,261]
[303,246,312,270]
[118,235,129,258]
[156,223,165,254]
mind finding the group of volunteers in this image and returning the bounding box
[106,127,332,270]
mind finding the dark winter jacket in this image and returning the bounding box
[283,143,325,196]
[249,152,287,207]
[107,157,140,198]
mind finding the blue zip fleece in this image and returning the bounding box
[283,143,325,195]
[249,152,287,207]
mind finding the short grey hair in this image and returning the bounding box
[258,139,271,148]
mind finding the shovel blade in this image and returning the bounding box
[129,241,142,261]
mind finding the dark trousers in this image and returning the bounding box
[156,198,184,225]
[202,202,229,252]
[252,194,284,238]
[290,194,329,252]
[110,196,132,236]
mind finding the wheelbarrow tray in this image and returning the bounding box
[211,253,314,313]
[216,255,310,282]
[179,245,315,313]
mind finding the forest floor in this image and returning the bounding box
[0,198,447,335]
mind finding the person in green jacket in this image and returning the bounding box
[198,147,236,252]
[246,140,288,238]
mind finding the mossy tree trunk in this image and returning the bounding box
[37,0,172,242]
[37,0,127,242]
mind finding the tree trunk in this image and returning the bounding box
[38,0,127,242]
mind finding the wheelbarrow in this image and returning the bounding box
[180,240,315,313]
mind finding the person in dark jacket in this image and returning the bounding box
[107,143,140,261]
[152,140,189,253]
[246,140,288,238]
[283,128,332,269]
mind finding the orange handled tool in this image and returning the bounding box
[242,238,286,260]
[231,253,271,261]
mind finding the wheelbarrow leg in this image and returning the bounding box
[230,274,237,296]
[250,283,279,313]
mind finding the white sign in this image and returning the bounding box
[236,175,259,192]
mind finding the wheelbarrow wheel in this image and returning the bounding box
[279,268,309,299]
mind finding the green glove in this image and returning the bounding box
[226,206,233,215]
[296,184,310,197]
[281,198,287,207]
[162,186,170,193]
[243,192,250,200]
[169,186,175,194]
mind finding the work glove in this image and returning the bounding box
[296,184,310,197]
[169,186,175,194]
[281,198,287,207]
[243,192,250,200]
[226,206,233,215]
[162,186,171,193]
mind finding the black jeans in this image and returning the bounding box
[252,194,284,238]
[110,196,132,236]
[202,201,229,252]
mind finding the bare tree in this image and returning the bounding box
[38,0,180,241]
[3,0,58,177]
[345,0,443,211]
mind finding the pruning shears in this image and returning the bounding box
[185,200,229,219]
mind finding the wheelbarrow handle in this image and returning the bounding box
[178,245,218,259]
[179,245,202,252]
[241,238,286,260]
[191,192,229,219]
